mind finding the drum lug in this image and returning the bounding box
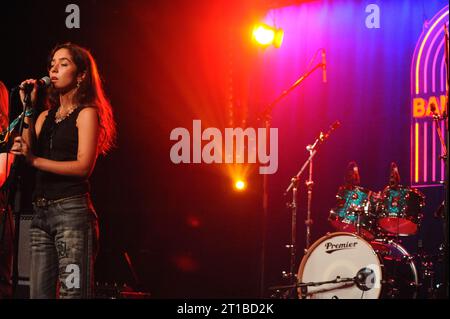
[286,202,295,209]
[281,271,296,280]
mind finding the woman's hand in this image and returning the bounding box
[18,79,38,107]
[10,136,36,165]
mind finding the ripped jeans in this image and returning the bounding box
[30,193,99,299]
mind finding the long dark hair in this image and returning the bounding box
[46,43,116,155]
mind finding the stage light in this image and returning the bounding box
[252,24,284,48]
[234,180,246,191]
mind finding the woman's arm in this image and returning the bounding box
[21,109,48,154]
[11,107,99,178]
[35,110,49,139]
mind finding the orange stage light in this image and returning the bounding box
[252,24,284,48]
[234,180,246,191]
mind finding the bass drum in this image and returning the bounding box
[297,232,418,299]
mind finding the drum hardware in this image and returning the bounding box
[433,201,444,219]
[431,54,448,294]
[356,198,371,238]
[438,242,446,261]
[257,48,333,298]
[414,240,444,299]
[285,175,300,298]
[281,121,340,298]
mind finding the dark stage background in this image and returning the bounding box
[0,0,447,298]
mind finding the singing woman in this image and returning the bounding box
[10,43,116,298]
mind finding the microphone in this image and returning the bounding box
[355,267,375,291]
[319,120,340,143]
[17,76,51,91]
[330,120,340,130]
[321,49,327,83]
[353,164,360,186]
[345,161,360,186]
[389,162,400,187]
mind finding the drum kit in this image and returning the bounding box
[270,158,444,299]
[266,118,447,299]
[296,162,432,299]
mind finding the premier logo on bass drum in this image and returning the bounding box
[324,241,358,254]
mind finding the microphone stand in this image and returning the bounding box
[2,86,33,296]
[442,24,449,299]
[256,58,325,298]
[282,121,339,298]
[269,276,355,299]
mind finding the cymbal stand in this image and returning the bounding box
[283,121,340,297]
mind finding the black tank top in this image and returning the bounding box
[33,106,90,200]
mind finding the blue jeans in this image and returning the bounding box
[30,193,99,299]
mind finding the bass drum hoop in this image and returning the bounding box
[297,232,382,299]
[371,238,419,299]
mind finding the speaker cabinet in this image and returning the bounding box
[18,214,32,283]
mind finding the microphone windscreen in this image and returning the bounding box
[40,76,51,87]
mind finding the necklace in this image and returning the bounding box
[55,105,78,124]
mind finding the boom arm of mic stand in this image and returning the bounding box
[285,121,340,194]
[285,148,318,194]
[257,62,323,121]
[268,276,355,291]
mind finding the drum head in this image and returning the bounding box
[298,232,382,299]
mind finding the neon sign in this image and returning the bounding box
[410,5,448,187]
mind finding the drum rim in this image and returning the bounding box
[381,185,426,201]
[377,217,420,236]
[297,231,382,299]
[371,238,419,289]
[339,185,371,193]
